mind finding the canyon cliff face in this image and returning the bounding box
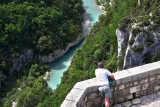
[116,26,160,70]
[38,35,85,63]
[10,49,33,73]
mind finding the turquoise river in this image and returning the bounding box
[47,0,104,89]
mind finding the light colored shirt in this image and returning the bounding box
[95,68,111,86]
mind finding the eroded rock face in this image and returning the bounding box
[39,35,85,63]
[116,28,129,60]
[10,49,33,73]
[116,26,160,69]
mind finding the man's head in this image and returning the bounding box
[97,62,103,68]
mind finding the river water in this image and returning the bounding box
[47,0,104,90]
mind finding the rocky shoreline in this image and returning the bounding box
[38,34,85,63]
[94,0,106,14]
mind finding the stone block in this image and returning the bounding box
[119,97,125,102]
[123,88,130,96]
[88,93,97,100]
[136,85,141,92]
[93,96,102,105]
[65,88,85,105]
[86,101,92,107]
[130,83,133,87]
[140,78,148,84]
[86,78,96,87]
[134,81,138,85]
[130,86,137,93]
[113,73,121,85]
[127,94,133,100]
[86,78,98,93]
[73,80,90,90]
[86,78,98,92]
[122,101,132,107]
[119,84,125,90]
[128,65,148,81]
[112,91,121,103]
[142,83,149,91]
[125,84,130,88]
[114,70,132,84]
[132,98,141,104]
[146,87,154,95]
[157,75,160,79]
[60,100,77,107]
[84,96,87,103]
[90,86,98,92]
[154,86,160,92]
[136,92,144,97]
[150,76,156,81]
[143,62,160,76]
[158,79,160,85]
[73,78,97,96]
[150,80,158,87]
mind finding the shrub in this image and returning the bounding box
[117,57,124,70]
[96,0,101,5]
[132,27,141,35]
[128,39,135,46]
[131,45,144,52]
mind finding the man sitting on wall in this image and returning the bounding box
[95,62,114,107]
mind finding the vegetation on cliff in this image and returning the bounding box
[0,0,83,75]
[117,0,160,69]
[0,0,83,106]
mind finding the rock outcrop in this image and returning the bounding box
[10,49,33,73]
[39,35,85,63]
[116,26,160,69]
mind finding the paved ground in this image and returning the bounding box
[112,91,160,107]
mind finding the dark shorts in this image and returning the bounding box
[98,85,111,98]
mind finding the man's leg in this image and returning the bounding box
[103,98,105,104]
[105,98,109,107]
[102,98,105,107]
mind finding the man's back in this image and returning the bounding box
[95,68,111,86]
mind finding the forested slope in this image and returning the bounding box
[0,0,83,74]
[0,0,83,106]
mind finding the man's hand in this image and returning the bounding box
[110,74,114,79]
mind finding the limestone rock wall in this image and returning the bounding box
[61,61,160,107]
[116,26,160,69]
[38,35,85,63]
[10,49,33,73]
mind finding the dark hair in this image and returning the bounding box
[97,62,104,68]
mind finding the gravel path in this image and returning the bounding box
[112,91,160,107]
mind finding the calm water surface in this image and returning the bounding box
[47,0,103,89]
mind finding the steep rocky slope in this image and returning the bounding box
[117,0,160,70]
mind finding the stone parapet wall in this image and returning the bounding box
[61,61,160,107]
